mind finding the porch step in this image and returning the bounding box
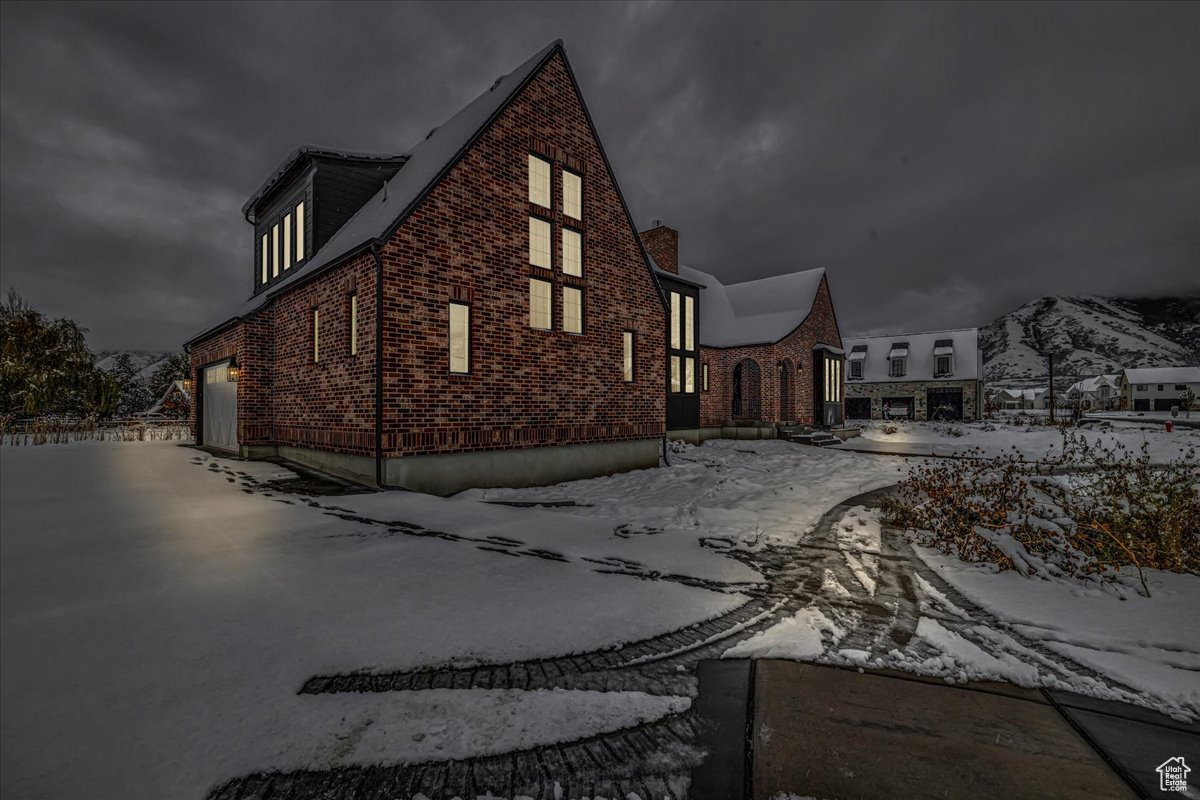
[789,432,842,447]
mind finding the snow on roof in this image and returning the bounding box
[843,328,981,382]
[1067,374,1120,394]
[675,264,826,347]
[1122,366,1200,384]
[188,40,564,346]
[240,147,409,219]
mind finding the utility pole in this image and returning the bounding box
[1048,353,1055,423]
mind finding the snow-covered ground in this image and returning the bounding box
[0,442,742,799]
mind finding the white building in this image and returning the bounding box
[1119,367,1200,411]
[844,328,983,421]
[1066,374,1120,411]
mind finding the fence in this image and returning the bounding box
[0,417,191,446]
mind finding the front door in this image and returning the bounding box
[202,361,238,452]
[813,350,844,427]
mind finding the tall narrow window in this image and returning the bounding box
[685,357,695,393]
[670,356,681,393]
[261,234,268,284]
[529,217,551,268]
[684,295,695,351]
[349,294,358,356]
[562,229,582,277]
[670,292,681,349]
[702,363,709,391]
[272,224,280,277]
[295,201,305,262]
[623,331,634,382]
[529,278,551,329]
[449,303,470,373]
[312,309,320,363]
[283,213,292,270]
[528,155,551,207]
[563,287,582,334]
[563,170,581,219]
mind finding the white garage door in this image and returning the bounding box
[202,361,238,452]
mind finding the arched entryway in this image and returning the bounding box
[779,359,796,421]
[731,358,762,420]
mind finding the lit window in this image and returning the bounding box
[529,278,551,330]
[702,363,709,391]
[295,201,305,262]
[350,294,358,356]
[670,356,681,393]
[563,170,581,219]
[562,229,582,276]
[623,331,634,382]
[670,292,681,349]
[312,309,320,363]
[528,155,551,207]
[685,357,695,393]
[261,234,268,284]
[684,295,694,351]
[272,224,280,277]
[563,286,582,334]
[529,217,551,268]
[449,303,470,373]
[283,213,292,270]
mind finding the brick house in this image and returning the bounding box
[641,222,845,439]
[185,40,667,494]
[842,328,984,421]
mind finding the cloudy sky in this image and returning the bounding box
[2,1,1197,351]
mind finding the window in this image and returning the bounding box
[850,360,863,379]
[1136,384,1147,391]
[1176,384,1188,391]
[295,201,305,262]
[890,358,905,378]
[936,355,951,375]
[685,357,695,393]
[449,303,470,373]
[349,294,358,356]
[1157,384,1164,391]
[670,356,681,393]
[528,155,551,207]
[312,309,320,363]
[563,286,582,333]
[702,363,709,391]
[670,292,681,349]
[684,296,695,351]
[283,214,292,270]
[623,331,634,382]
[562,229,582,276]
[529,217,551,268]
[529,278,551,329]
[260,234,268,284]
[272,224,280,277]
[563,170,581,219]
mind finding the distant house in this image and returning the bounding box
[1120,367,1200,411]
[137,381,191,419]
[1065,374,1120,411]
[843,329,983,421]
[993,386,1048,410]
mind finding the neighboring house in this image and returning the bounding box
[142,380,191,419]
[992,386,1047,410]
[185,41,668,494]
[1065,374,1120,410]
[1120,367,1200,411]
[843,329,983,421]
[641,222,844,436]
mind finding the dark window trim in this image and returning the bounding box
[255,189,310,293]
[528,151,553,212]
[529,276,553,331]
[528,213,553,270]
[623,330,636,383]
[561,165,584,223]
[562,284,585,335]
[702,362,709,392]
[348,292,358,358]
[448,300,471,375]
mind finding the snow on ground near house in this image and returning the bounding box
[846,418,1198,461]
[461,439,908,549]
[0,442,741,799]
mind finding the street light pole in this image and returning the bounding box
[1048,353,1055,424]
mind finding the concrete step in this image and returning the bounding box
[789,433,842,447]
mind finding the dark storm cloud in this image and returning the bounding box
[1,1,1197,349]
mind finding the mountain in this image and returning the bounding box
[981,296,1200,386]
[94,350,177,381]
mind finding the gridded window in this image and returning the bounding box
[261,234,268,284]
[890,358,905,378]
[563,286,583,334]
[684,296,695,351]
[312,309,320,363]
[670,292,681,349]
[670,356,681,393]
[272,224,280,277]
[563,170,581,219]
[449,303,470,373]
[295,201,305,262]
[850,360,863,379]
[685,357,695,393]
[529,155,551,207]
[529,278,552,329]
[623,331,634,382]
[529,217,551,268]
[1135,384,1147,391]
[283,213,292,270]
[349,294,358,356]
[936,356,951,374]
[562,229,582,276]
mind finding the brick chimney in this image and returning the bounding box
[639,220,678,274]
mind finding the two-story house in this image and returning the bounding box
[185,41,667,495]
[842,328,983,421]
[1065,374,1120,411]
[1120,367,1200,411]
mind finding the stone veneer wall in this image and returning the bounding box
[845,379,980,421]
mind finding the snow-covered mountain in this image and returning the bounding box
[981,296,1200,386]
[94,350,176,381]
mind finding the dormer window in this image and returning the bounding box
[257,198,308,287]
[890,358,906,377]
[848,344,867,380]
[888,342,908,377]
[850,360,863,379]
[933,338,954,376]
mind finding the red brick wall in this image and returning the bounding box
[187,310,273,446]
[699,275,842,427]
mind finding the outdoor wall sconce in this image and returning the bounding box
[228,358,240,382]
[181,379,193,393]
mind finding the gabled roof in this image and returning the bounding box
[1067,374,1120,394]
[672,264,827,348]
[189,39,570,346]
[843,328,981,382]
[241,147,409,221]
[1122,366,1200,384]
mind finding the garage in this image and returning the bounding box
[845,397,872,420]
[1133,399,1151,411]
[202,360,238,452]
[1153,398,1180,411]
[926,387,964,421]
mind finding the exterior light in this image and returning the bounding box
[228,357,240,382]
